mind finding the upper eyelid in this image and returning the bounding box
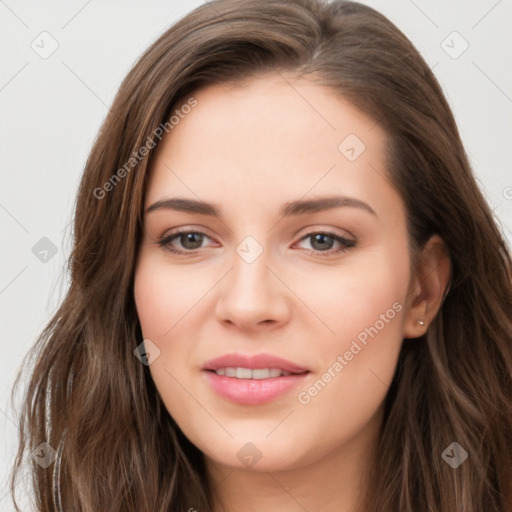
[161,227,217,243]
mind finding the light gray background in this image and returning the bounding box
[1,0,511,508]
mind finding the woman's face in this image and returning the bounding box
[134,74,414,473]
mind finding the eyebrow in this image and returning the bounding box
[146,195,376,218]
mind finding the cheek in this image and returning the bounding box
[133,254,216,384]
[134,254,210,339]
[291,248,408,346]
[133,257,201,414]
[292,252,408,437]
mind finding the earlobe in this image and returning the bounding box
[403,235,451,339]
[403,296,428,338]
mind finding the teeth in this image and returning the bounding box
[236,367,252,379]
[225,367,237,377]
[253,368,272,379]
[214,367,292,379]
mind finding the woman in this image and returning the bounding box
[11,0,512,510]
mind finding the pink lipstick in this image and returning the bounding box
[202,352,310,405]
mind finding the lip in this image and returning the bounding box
[202,352,309,373]
[202,352,310,405]
[203,371,309,405]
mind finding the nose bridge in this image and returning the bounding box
[215,233,288,327]
[230,235,273,302]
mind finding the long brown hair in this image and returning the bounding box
[11,0,512,510]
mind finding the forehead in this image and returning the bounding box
[167,73,383,160]
[145,74,401,222]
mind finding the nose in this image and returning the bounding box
[214,246,290,331]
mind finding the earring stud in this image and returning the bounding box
[417,319,425,326]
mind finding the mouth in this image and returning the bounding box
[210,367,299,379]
[202,353,310,405]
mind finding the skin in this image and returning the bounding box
[133,72,451,512]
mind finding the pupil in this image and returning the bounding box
[313,234,332,251]
[183,233,202,249]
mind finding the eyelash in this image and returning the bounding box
[156,227,356,257]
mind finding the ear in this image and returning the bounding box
[403,234,452,339]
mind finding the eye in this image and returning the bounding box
[295,230,355,256]
[157,228,356,257]
[157,229,214,255]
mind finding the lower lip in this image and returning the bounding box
[203,371,310,405]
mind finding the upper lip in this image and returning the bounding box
[202,353,309,374]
